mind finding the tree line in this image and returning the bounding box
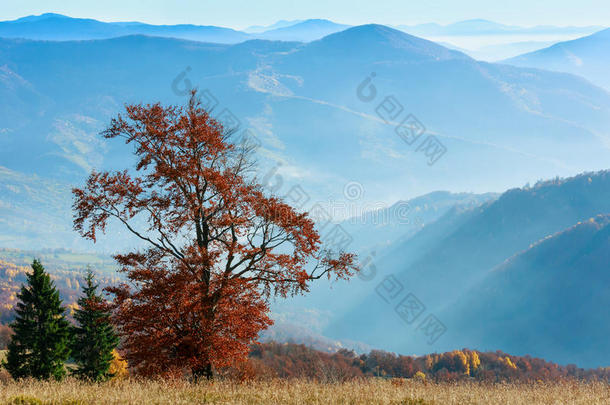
[2,260,119,381]
[237,342,610,383]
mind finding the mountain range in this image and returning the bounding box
[1,24,609,205]
[396,19,605,61]
[271,190,499,324]
[444,213,610,367]
[505,28,610,91]
[248,19,351,41]
[397,19,603,37]
[1,13,606,63]
[326,170,610,367]
[0,13,251,43]
[0,13,349,43]
[3,14,602,43]
[340,191,498,253]
[244,20,305,34]
[1,14,610,367]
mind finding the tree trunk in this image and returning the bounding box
[192,363,213,381]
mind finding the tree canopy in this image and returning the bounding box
[73,91,357,379]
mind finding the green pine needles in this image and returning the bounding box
[71,269,119,381]
[2,261,119,381]
[3,260,71,380]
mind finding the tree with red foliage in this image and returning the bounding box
[72,91,357,380]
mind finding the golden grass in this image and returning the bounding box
[0,378,609,405]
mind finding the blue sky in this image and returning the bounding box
[2,0,609,29]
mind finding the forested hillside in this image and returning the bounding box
[444,214,610,366]
[328,170,610,366]
[0,248,117,323]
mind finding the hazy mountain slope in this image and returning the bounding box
[442,215,610,367]
[396,20,604,61]
[0,14,348,44]
[256,19,350,41]
[398,19,603,37]
[0,166,137,251]
[461,40,558,62]
[505,28,610,90]
[0,35,261,178]
[245,20,304,34]
[1,25,610,250]
[0,13,251,43]
[0,166,73,249]
[0,64,51,132]
[274,191,498,322]
[1,26,608,188]
[341,191,498,252]
[263,26,610,194]
[326,170,610,356]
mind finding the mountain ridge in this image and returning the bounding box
[1,25,609,208]
[505,28,610,90]
[326,170,610,361]
[442,213,610,367]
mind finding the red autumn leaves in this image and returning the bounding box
[72,91,357,378]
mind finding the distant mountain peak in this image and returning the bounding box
[319,23,420,41]
[446,19,517,31]
[244,19,304,33]
[254,18,350,42]
[311,23,471,60]
[261,18,349,32]
[10,13,70,23]
[504,27,610,90]
[294,18,342,25]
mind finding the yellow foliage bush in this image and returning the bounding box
[108,350,128,379]
[414,371,426,381]
[468,351,481,373]
[501,356,517,370]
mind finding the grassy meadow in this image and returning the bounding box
[0,378,608,404]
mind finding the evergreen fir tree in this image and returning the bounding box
[71,270,119,381]
[2,260,71,380]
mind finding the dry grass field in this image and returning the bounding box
[0,378,609,404]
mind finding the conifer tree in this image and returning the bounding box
[2,260,71,380]
[71,270,119,381]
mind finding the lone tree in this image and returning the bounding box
[73,91,356,379]
[71,270,119,381]
[3,260,71,380]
